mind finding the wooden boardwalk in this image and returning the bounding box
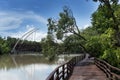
[69,55,107,80]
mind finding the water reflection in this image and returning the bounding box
[0,55,59,80]
[0,55,72,80]
[0,64,58,80]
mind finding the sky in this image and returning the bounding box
[0,0,100,42]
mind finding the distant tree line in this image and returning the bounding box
[0,36,42,55]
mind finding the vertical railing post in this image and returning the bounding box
[66,63,69,79]
[56,69,59,80]
[62,65,65,80]
[109,67,114,80]
[50,75,54,80]
[69,61,73,75]
[75,57,77,65]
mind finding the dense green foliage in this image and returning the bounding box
[0,37,10,55]
[44,0,120,67]
[7,37,42,53]
[0,36,41,55]
[40,35,61,60]
[41,34,66,60]
[84,0,120,67]
[63,35,84,53]
[47,6,86,52]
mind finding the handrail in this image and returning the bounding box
[94,58,120,80]
[46,54,85,80]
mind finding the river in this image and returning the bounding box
[0,54,72,80]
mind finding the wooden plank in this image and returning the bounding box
[69,58,108,80]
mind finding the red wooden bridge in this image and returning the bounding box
[46,54,120,80]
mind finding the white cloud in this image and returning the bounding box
[0,11,48,42]
[0,11,47,31]
[10,25,47,42]
[83,24,90,29]
[0,13,22,31]
[0,25,47,42]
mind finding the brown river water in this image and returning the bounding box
[0,54,72,80]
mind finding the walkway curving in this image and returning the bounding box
[69,54,108,80]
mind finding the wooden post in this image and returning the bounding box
[66,63,69,79]
[50,75,54,80]
[56,69,59,80]
[62,65,65,80]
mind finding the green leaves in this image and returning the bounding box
[93,0,118,4]
[47,6,85,41]
[0,37,10,55]
[47,6,87,52]
[63,35,85,53]
[101,48,120,67]
[56,30,63,40]
[41,35,58,60]
[85,36,102,57]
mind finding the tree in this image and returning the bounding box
[88,0,120,67]
[63,35,85,53]
[6,37,42,53]
[99,28,120,67]
[47,6,87,52]
[41,35,58,60]
[0,36,10,55]
[93,0,120,46]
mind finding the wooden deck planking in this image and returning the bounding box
[69,57,108,80]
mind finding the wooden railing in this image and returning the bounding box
[94,58,120,80]
[46,54,85,80]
